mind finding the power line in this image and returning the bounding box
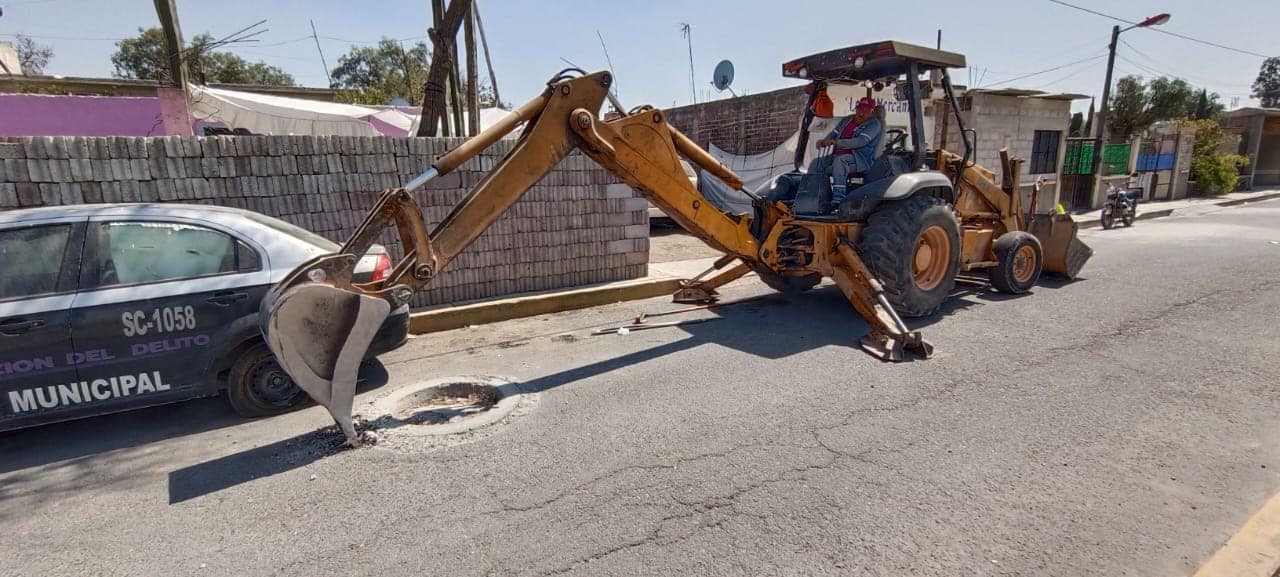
[979,35,1109,78]
[0,32,125,41]
[252,35,312,48]
[1034,58,1103,90]
[1118,38,1254,88]
[318,34,427,45]
[1043,0,1272,59]
[986,53,1107,87]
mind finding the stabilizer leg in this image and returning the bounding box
[672,256,752,303]
[828,242,933,361]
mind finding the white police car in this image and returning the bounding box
[0,204,409,432]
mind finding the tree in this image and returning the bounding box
[1108,75,1152,142]
[330,39,430,105]
[1253,57,1280,108]
[1189,89,1224,120]
[111,27,294,86]
[1107,75,1219,141]
[15,34,54,75]
[1183,118,1248,195]
[475,79,509,109]
[1068,112,1084,137]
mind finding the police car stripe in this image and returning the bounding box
[71,271,271,308]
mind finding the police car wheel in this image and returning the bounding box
[227,343,307,418]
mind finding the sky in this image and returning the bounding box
[1,0,1276,116]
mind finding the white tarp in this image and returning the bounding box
[705,116,838,193]
[188,85,383,136]
[702,84,936,193]
[189,85,515,138]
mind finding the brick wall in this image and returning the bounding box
[664,87,807,155]
[0,135,648,308]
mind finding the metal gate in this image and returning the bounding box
[1135,135,1179,200]
[1060,138,1096,210]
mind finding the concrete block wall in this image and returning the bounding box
[664,86,807,155]
[0,135,648,308]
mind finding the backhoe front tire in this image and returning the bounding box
[988,231,1043,294]
[858,195,961,318]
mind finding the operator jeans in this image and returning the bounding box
[808,153,864,204]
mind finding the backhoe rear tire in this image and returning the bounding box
[858,195,961,318]
[988,231,1043,294]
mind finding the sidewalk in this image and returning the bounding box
[408,256,734,334]
[1072,188,1280,229]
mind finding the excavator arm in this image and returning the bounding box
[261,70,929,445]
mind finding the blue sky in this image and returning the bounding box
[1,0,1275,114]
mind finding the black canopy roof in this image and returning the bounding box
[782,40,966,82]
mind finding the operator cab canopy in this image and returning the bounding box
[782,40,966,82]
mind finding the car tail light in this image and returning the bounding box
[371,253,392,282]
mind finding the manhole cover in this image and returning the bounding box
[361,375,535,452]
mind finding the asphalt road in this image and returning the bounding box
[3,199,1279,577]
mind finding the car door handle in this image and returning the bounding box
[207,291,249,306]
[0,319,46,336]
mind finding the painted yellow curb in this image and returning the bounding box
[409,278,685,334]
[1192,489,1280,577]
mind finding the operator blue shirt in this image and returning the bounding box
[825,115,883,173]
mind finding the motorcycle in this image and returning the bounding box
[1101,180,1139,229]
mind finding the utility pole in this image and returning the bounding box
[152,0,188,89]
[463,5,480,136]
[1088,24,1120,181]
[416,0,472,137]
[473,0,500,108]
[1090,13,1170,177]
[310,19,333,87]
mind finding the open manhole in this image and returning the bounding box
[392,381,502,424]
[362,375,534,451]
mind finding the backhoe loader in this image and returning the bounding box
[261,41,1092,445]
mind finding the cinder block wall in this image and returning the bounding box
[0,135,649,308]
[664,87,807,155]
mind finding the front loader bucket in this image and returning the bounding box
[260,254,393,446]
[1027,214,1092,280]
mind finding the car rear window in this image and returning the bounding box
[239,211,339,251]
[0,224,71,300]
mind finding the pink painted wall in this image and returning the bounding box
[0,93,168,137]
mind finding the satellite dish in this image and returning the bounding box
[712,60,735,91]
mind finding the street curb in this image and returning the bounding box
[409,278,685,334]
[1191,488,1280,577]
[1077,192,1280,230]
[1215,191,1280,208]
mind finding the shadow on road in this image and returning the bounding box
[0,361,389,476]
[167,425,349,504]
[16,274,1080,503]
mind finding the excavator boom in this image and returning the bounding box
[262,70,932,445]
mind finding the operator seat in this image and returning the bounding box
[791,106,890,216]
